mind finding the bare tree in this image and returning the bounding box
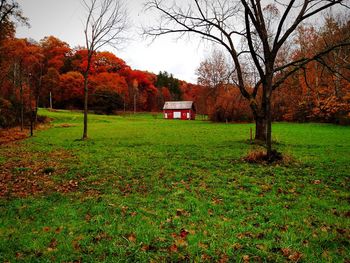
[144,0,350,160]
[82,0,128,140]
[197,49,231,89]
[0,0,28,33]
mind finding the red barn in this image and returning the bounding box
[163,101,196,120]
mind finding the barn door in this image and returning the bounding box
[174,112,181,119]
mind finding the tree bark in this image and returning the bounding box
[266,97,272,159]
[20,82,24,132]
[255,116,266,141]
[82,74,89,140]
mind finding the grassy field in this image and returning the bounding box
[0,109,349,262]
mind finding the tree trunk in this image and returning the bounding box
[82,52,92,140]
[265,75,273,160]
[82,75,89,140]
[20,83,24,132]
[255,116,266,141]
[266,97,272,159]
[49,91,53,109]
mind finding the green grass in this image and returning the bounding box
[0,109,349,262]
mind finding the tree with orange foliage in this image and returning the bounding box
[40,36,71,72]
[58,71,84,108]
[89,72,128,113]
[1,38,43,130]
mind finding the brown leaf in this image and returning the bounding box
[169,244,178,253]
[289,251,303,261]
[72,238,81,251]
[313,180,321,185]
[130,211,137,217]
[189,229,196,235]
[170,232,177,238]
[55,227,63,234]
[127,233,136,243]
[43,226,51,232]
[320,225,329,232]
[281,248,292,257]
[212,197,223,204]
[201,254,212,261]
[121,206,128,216]
[48,238,58,251]
[232,243,243,250]
[176,209,189,217]
[175,238,188,247]
[85,213,92,222]
[141,244,150,252]
[242,255,250,262]
[219,254,229,263]
[198,242,209,249]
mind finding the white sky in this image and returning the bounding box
[16,0,210,83]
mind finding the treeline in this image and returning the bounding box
[0,1,208,128]
[198,16,350,124]
[1,1,349,128]
[0,35,205,127]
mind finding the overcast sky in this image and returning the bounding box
[16,0,210,83]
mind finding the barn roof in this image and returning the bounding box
[163,101,194,110]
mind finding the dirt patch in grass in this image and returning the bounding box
[243,149,295,165]
[0,144,78,198]
[0,122,52,145]
[55,123,77,128]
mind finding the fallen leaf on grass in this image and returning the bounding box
[232,243,243,250]
[93,232,111,243]
[242,255,250,262]
[176,209,189,217]
[141,244,150,252]
[175,238,188,248]
[130,211,137,217]
[72,236,83,251]
[281,248,292,257]
[313,180,321,185]
[127,233,136,243]
[212,197,223,205]
[169,244,178,253]
[281,248,303,262]
[201,254,212,261]
[48,238,58,251]
[320,225,329,232]
[43,226,51,232]
[219,254,229,263]
[289,252,303,261]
